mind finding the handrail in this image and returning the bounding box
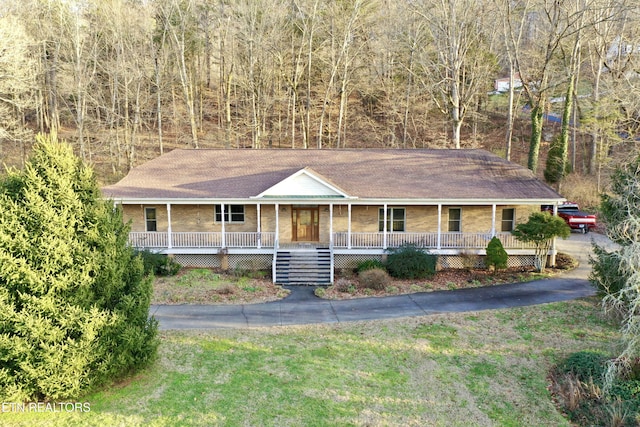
[272,238,279,284]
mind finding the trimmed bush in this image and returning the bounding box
[137,250,181,276]
[385,245,437,279]
[358,268,391,290]
[356,259,386,273]
[485,236,508,271]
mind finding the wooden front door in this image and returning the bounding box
[292,207,319,242]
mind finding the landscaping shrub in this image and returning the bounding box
[334,278,355,293]
[485,236,508,272]
[356,259,386,273]
[385,244,437,279]
[358,268,391,290]
[556,351,608,383]
[137,250,181,276]
[552,351,640,426]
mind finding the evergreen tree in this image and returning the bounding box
[485,236,508,272]
[0,135,158,401]
[590,155,640,384]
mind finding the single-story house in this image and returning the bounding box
[102,149,564,284]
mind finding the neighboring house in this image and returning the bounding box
[102,149,564,284]
[493,73,522,93]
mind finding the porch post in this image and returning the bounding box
[329,203,334,247]
[437,204,442,250]
[166,203,172,249]
[221,203,226,248]
[257,203,261,249]
[347,204,352,249]
[383,203,388,249]
[491,204,497,237]
[550,203,558,267]
[275,203,280,249]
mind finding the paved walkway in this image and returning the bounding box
[151,232,610,329]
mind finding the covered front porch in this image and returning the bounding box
[124,200,541,254]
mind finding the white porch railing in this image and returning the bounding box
[333,232,533,250]
[129,231,533,250]
[129,232,276,249]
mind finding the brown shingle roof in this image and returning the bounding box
[102,149,563,202]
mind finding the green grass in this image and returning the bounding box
[3,298,618,427]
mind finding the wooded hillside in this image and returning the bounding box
[0,0,639,201]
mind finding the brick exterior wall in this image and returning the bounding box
[123,203,540,235]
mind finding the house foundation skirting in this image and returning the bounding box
[173,253,272,269]
[173,253,539,273]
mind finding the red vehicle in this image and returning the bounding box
[541,202,597,233]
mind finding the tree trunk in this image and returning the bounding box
[528,104,544,173]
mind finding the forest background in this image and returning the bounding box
[1,0,639,206]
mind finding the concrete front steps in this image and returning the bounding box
[274,248,331,285]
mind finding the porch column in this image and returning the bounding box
[437,204,442,250]
[383,203,388,250]
[275,203,280,249]
[491,204,497,237]
[221,203,226,248]
[550,203,559,267]
[329,204,334,247]
[347,204,352,249]
[166,203,172,249]
[257,203,261,249]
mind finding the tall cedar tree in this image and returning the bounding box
[591,155,640,384]
[0,135,158,401]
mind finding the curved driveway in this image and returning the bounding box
[151,232,611,329]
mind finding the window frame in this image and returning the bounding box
[145,207,157,232]
[448,207,462,232]
[215,204,245,223]
[501,208,516,232]
[378,207,406,232]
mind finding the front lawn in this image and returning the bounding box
[3,298,619,426]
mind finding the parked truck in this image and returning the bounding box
[541,202,597,233]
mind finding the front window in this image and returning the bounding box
[501,208,515,232]
[379,207,405,232]
[145,207,157,232]
[215,205,245,223]
[448,208,461,232]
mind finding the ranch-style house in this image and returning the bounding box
[102,149,565,284]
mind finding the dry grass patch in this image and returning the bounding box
[153,268,289,304]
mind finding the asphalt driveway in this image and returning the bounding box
[151,232,610,329]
